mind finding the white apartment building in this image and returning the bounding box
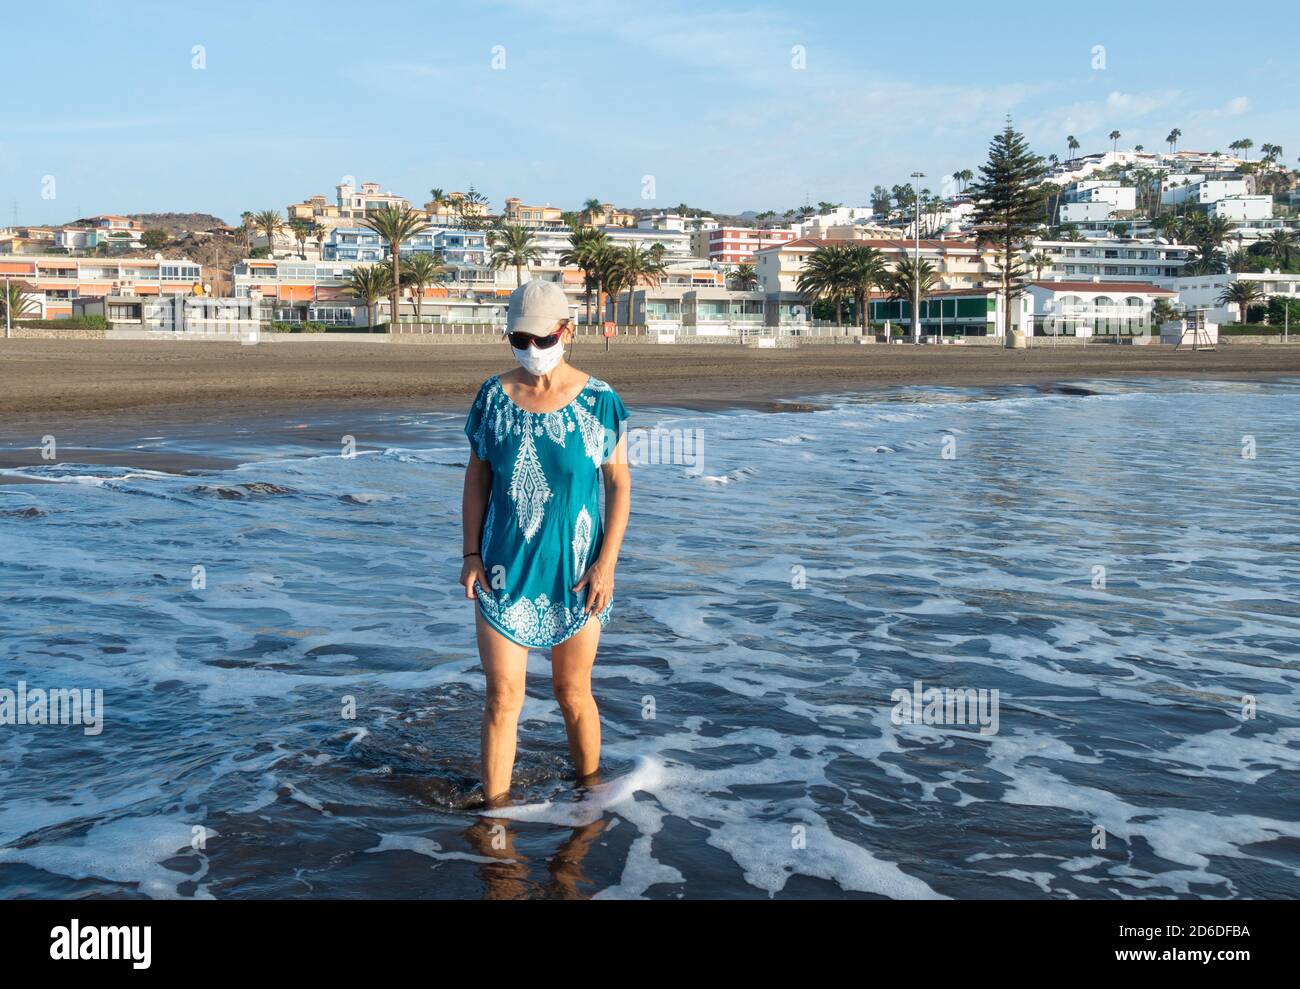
[1062,219,1158,239]
[600,225,694,259]
[1049,150,1246,186]
[1160,175,1249,206]
[1067,180,1137,209]
[637,212,717,233]
[793,206,881,237]
[1161,271,1300,325]
[1025,279,1177,338]
[755,238,995,294]
[1031,238,1194,280]
[1060,201,1126,223]
[1208,196,1273,222]
[0,253,202,319]
[1058,180,1137,223]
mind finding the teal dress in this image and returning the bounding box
[464,374,629,648]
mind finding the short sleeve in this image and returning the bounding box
[599,387,629,464]
[464,379,490,460]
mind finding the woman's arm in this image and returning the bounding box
[575,433,631,614]
[459,451,492,598]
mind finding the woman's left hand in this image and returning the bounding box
[574,557,616,614]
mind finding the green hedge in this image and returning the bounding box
[1219,324,1293,336]
[14,315,108,329]
[270,322,387,334]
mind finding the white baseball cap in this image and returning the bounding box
[506,280,572,336]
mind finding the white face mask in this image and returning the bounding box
[511,338,566,376]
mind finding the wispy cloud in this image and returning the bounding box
[10,115,180,136]
[1026,89,1184,143]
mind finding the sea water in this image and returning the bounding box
[1,378,1298,899]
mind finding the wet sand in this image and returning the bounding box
[4,337,1300,422]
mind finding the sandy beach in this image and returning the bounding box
[3,338,1300,435]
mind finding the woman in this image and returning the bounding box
[460,280,631,808]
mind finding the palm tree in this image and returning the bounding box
[1199,216,1234,251]
[402,251,446,328]
[1226,249,1254,273]
[489,224,541,287]
[1109,130,1122,153]
[1188,242,1228,275]
[1166,128,1182,153]
[887,255,940,338]
[428,187,447,214]
[1151,214,1178,242]
[289,219,312,257]
[346,264,391,328]
[239,211,254,253]
[599,251,632,328]
[956,169,974,193]
[361,205,427,329]
[560,228,610,327]
[253,210,285,258]
[796,245,853,327]
[842,246,887,333]
[613,244,665,326]
[1028,251,1054,279]
[1237,138,1254,161]
[1219,281,1262,324]
[1067,135,1080,161]
[312,222,329,257]
[1263,229,1297,268]
[730,262,758,291]
[1,279,38,328]
[1059,223,1084,242]
[1151,297,1179,327]
[1176,213,1201,245]
[593,244,624,327]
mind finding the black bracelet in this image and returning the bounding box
[462,551,481,559]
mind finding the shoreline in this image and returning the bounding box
[6,339,1300,412]
[3,340,1300,468]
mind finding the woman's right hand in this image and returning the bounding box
[460,554,488,599]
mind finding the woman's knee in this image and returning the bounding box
[552,680,593,716]
[484,684,524,722]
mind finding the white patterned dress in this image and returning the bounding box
[464,375,628,648]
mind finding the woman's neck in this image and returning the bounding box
[519,363,568,391]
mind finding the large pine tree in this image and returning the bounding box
[968,121,1048,343]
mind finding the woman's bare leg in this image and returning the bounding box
[476,612,529,808]
[550,616,602,783]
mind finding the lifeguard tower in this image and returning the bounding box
[1161,307,1217,351]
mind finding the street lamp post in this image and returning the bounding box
[910,171,926,344]
[3,274,10,339]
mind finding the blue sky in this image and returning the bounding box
[2,0,1297,226]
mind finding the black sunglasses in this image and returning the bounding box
[507,330,564,350]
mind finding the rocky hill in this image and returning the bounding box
[126,212,232,234]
